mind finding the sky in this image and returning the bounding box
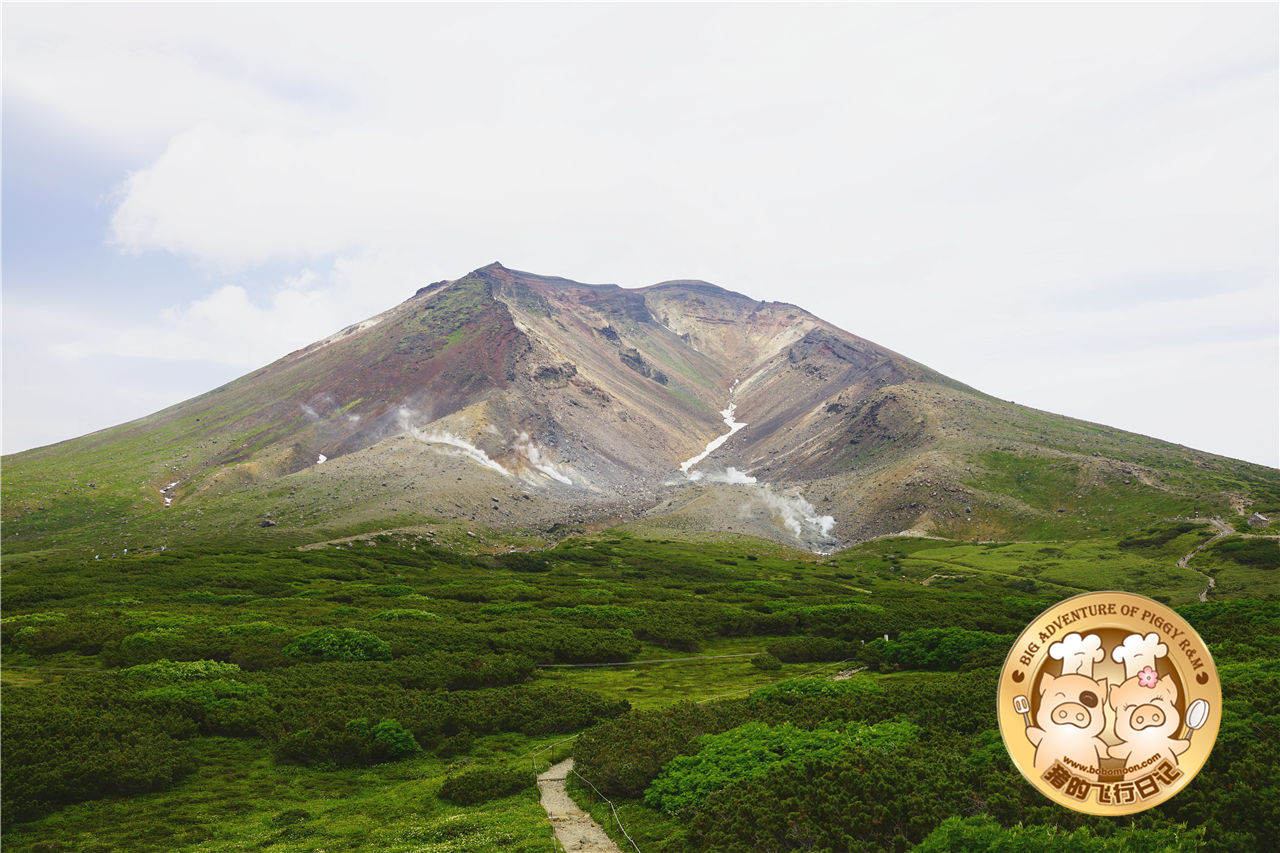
[3,3,1277,468]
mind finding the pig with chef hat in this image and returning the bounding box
[1026,632,1110,780]
[1107,632,1191,768]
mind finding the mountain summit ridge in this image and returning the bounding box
[4,264,1277,553]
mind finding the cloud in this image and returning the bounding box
[46,249,442,368]
[3,4,1276,466]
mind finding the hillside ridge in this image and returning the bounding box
[4,263,1277,555]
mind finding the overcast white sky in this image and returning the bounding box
[3,3,1277,467]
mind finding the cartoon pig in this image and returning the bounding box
[1107,668,1190,768]
[1026,671,1110,779]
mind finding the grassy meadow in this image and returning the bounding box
[2,526,1277,852]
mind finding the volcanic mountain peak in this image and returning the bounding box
[4,264,1277,555]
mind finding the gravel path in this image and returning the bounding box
[1176,517,1233,601]
[537,759,621,853]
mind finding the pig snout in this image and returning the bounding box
[1052,702,1093,729]
[1128,704,1167,731]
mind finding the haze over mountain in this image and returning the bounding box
[5,264,1277,553]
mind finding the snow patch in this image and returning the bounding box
[680,403,747,474]
[316,454,327,464]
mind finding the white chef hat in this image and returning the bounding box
[1048,632,1105,677]
[1111,632,1168,679]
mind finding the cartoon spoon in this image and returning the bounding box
[1184,698,1210,738]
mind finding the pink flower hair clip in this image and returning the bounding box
[1137,665,1158,688]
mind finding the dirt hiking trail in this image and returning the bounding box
[537,758,621,852]
[1176,517,1233,601]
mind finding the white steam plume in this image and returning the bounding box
[515,431,573,485]
[415,431,510,477]
[753,485,836,540]
[686,466,757,484]
[399,408,511,477]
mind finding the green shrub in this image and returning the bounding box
[1,677,197,828]
[283,628,391,661]
[499,553,551,572]
[123,659,243,680]
[550,604,643,624]
[1212,539,1279,571]
[572,701,751,798]
[269,808,313,828]
[687,741,970,852]
[437,765,530,805]
[0,611,67,626]
[182,591,254,604]
[765,636,857,662]
[373,609,440,620]
[371,584,417,597]
[136,679,273,736]
[916,815,1203,851]
[274,717,420,768]
[645,719,917,813]
[217,621,287,635]
[750,676,883,705]
[116,627,205,663]
[857,627,1014,672]
[750,653,782,671]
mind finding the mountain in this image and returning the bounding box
[4,263,1278,554]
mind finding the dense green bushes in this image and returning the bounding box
[857,627,1014,672]
[1118,522,1207,556]
[766,635,857,662]
[3,534,1276,848]
[644,719,917,813]
[574,671,1001,803]
[1,677,198,828]
[749,652,781,670]
[575,661,1277,853]
[283,627,392,660]
[1208,538,1279,570]
[915,815,1202,852]
[437,766,531,805]
[574,701,752,798]
[687,741,972,852]
[123,658,243,680]
[274,717,420,768]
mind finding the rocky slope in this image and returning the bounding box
[5,263,1278,553]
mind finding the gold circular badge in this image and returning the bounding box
[998,591,1220,815]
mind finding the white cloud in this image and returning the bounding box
[3,3,1276,465]
[47,249,444,369]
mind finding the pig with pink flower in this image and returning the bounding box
[1107,632,1191,768]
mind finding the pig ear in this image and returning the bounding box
[1157,674,1178,700]
[1038,673,1056,695]
[1107,681,1119,709]
[1096,677,1109,697]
